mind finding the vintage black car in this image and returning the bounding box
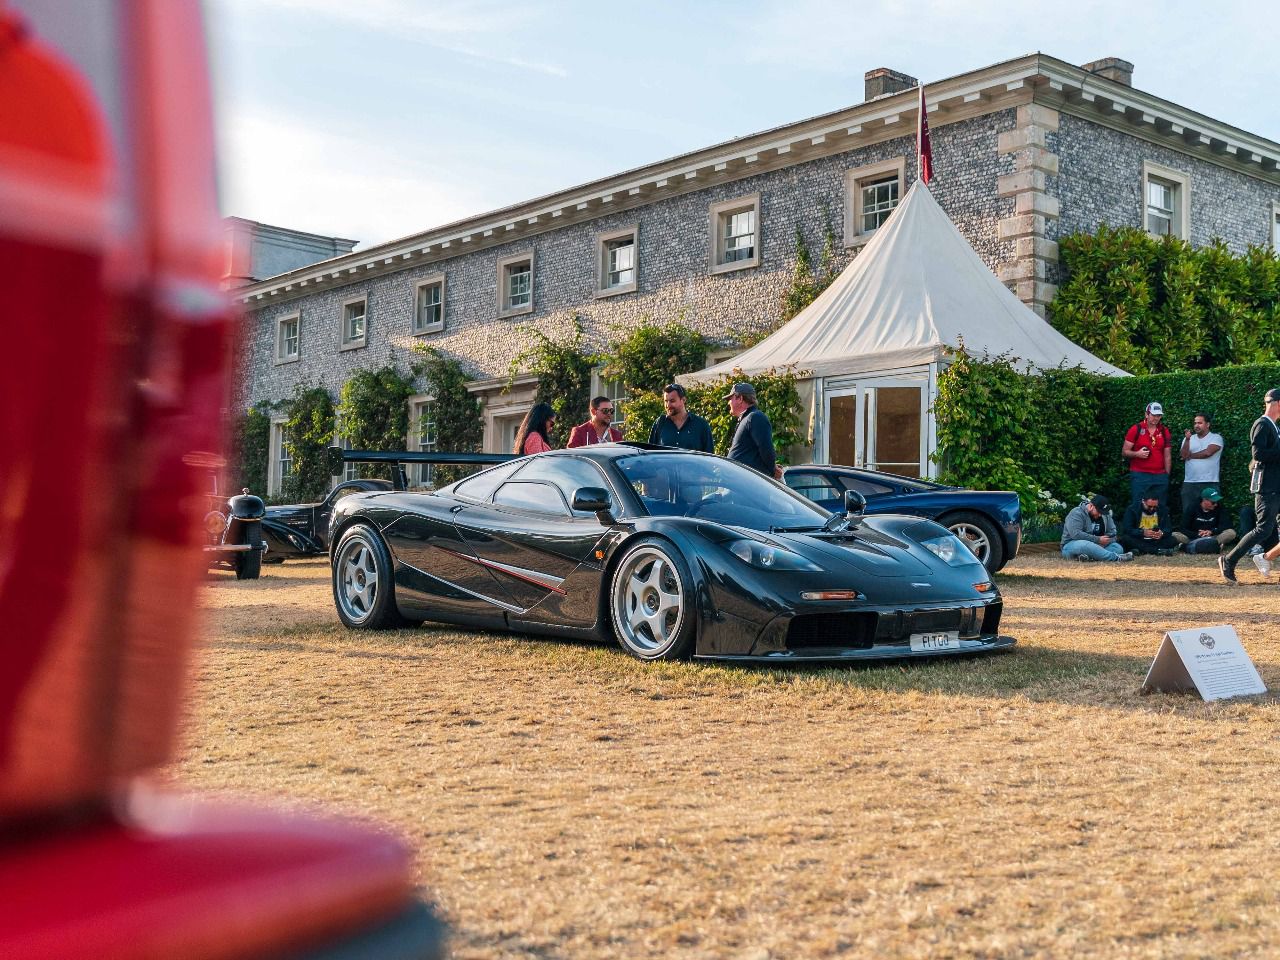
[187,453,268,580]
[261,478,394,562]
[782,465,1022,572]
[325,445,1014,663]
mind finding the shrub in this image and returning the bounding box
[598,318,709,396]
[280,384,335,502]
[414,346,485,484]
[509,319,594,448]
[229,403,273,496]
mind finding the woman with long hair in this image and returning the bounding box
[514,402,556,455]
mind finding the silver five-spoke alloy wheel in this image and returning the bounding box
[336,531,380,624]
[612,543,687,657]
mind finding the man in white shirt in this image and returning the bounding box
[1180,412,1224,516]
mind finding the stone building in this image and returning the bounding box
[232,52,1280,492]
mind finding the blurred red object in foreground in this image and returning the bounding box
[0,2,440,956]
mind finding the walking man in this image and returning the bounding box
[724,383,776,477]
[566,396,622,447]
[648,383,714,452]
[1122,401,1172,507]
[1220,387,1280,583]
[1179,412,1223,514]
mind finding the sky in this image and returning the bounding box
[204,0,1277,251]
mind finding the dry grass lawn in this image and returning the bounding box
[175,552,1280,959]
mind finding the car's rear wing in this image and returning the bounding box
[326,446,516,491]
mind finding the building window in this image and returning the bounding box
[704,348,739,369]
[275,312,300,364]
[413,276,445,334]
[709,194,760,274]
[1142,162,1190,240]
[268,418,293,496]
[341,296,368,350]
[407,394,438,488]
[844,157,906,246]
[590,368,627,430]
[596,226,638,297]
[497,252,534,317]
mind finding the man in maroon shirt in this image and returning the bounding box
[567,396,623,447]
[1122,401,1172,509]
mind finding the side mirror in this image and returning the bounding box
[572,486,615,523]
[843,489,867,528]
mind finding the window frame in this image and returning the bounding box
[268,416,293,496]
[407,393,438,489]
[412,274,446,335]
[595,225,638,298]
[1141,161,1190,241]
[497,251,535,318]
[339,294,368,351]
[274,311,301,365]
[708,193,761,274]
[843,157,906,247]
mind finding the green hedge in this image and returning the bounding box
[1095,363,1280,514]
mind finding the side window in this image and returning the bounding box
[493,481,570,517]
[515,456,610,517]
[785,475,842,503]
[452,459,524,503]
[838,476,893,497]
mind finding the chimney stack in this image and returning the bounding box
[1081,57,1134,87]
[864,67,918,101]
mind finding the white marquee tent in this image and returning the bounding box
[684,181,1126,476]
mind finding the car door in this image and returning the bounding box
[451,456,614,627]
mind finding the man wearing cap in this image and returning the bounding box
[1219,387,1280,583]
[1120,488,1178,556]
[1173,487,1236,555]
[1123,402,1172,508]
[648,383,714,453]
[724,382,776,477]
[1061,495,1133,562]
[1179,412,1224,515]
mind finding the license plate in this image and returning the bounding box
[910,630,960,652]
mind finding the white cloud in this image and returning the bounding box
[217,110,488,247]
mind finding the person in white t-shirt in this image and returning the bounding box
[1180,412,1224,515]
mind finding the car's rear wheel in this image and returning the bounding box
[945,511,1003,571]
[609,537,695,661]
[333,524,404,629]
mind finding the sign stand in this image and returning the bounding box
[1141,625,1267,701]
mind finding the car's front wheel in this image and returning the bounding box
[945,511,1003,571]
[332,524,404,629]
[609,537,695,661]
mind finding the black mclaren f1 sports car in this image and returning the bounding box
[326,444,1015,663]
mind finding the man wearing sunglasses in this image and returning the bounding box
[567,396,624,447]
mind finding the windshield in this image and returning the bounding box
[616,453,829,531]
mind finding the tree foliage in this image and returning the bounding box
[229,402,274,496]
[335,366,416,480]
[280,384,335,502]
[508,318,594,448]
[598,318,709,396]
[1050,225,1280,374]
[414,345,485,483]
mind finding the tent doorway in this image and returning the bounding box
[825,375,927,478]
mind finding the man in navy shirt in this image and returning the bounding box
[725,382,776,476]
[648,383,714,452]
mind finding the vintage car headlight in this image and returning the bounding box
[916,533,978,566]
[725,538,823,572]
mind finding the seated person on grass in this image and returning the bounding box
[1121,488,1178,556]
[1173,486,1236,554]
[1060,495,1133,562]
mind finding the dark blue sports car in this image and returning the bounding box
[325,445,1014,664]
[782,465,1021,571]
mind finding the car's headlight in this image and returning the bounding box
[917,533,979,567]
[725,538,823,572]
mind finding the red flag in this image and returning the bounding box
[917,84,933,184]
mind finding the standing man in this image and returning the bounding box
[724,383,776,477]
[1179,412,1224,514]
[566,396,622,447]
[648,383,714,452]
[1219,387,1280,583]
[1122,402,1173,508]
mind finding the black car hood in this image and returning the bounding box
[774,528,933,577]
